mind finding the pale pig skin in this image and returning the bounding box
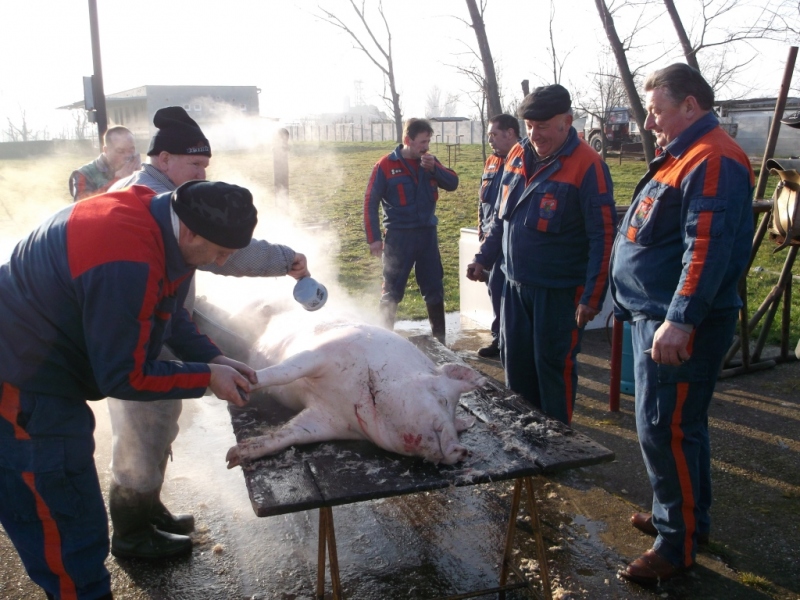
[226,318,485,468]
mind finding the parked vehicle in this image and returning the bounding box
[581,107,640,152]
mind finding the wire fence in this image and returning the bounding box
[284,120,489,145]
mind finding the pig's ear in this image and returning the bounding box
[440,363,485,388]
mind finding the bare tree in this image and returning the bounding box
[464,0,503,118]
[72,110,90,140]
[456,63,490,162]
[424,86,458,118]
[425,86,443,119]
[574,56,629,161]
[318,0,403,142]
[593,0,656,162]
[661,0,799,95]
[545,0,574,85]
[663,0,700,69]
[5,109,37,143]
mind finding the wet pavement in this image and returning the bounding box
[1,316,798,599]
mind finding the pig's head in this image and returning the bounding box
[407,363,485,465]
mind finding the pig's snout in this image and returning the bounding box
[441,443,469,465]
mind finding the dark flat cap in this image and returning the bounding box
[518,84,571,121]
[172,180,257,249]
[781,111,800,129]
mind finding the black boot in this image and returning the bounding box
[150,453,195,535]
[379,300,398,330]
[150,499,195,535]
[426,301,446,346]
[478,338,500,358]
[109,482,192,560]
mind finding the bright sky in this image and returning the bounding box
[0,0,796,137]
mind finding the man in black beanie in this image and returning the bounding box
[467,84,617,426]
[107,107,312,561]
[115,106,212,194]
[0,180,258,598]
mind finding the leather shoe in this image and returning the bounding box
[631,512,708,545]
[618,549,689,586]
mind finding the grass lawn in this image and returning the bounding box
[0,141,795,345]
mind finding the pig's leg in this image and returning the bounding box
[226,405,358,468]
[252,350,326,390]
[440,363,486,392]
[455,415,476,432]
[433,419,470,465]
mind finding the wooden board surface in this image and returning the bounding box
[223,332,615,517]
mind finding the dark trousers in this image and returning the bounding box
[380,227,444,305]
[630,311,737,567]
[500,281,584,424]
[487,256,505,339]
[0,383,111,599]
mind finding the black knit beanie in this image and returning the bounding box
[147,106,211,157]
[172,180,257,249]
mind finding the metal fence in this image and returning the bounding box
[284,120,489,145]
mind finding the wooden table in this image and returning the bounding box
[225,335,615,600]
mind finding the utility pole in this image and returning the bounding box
[87,0,107,147]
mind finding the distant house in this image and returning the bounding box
[716,97,800,157]
[59,85,260,140]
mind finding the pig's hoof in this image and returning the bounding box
[226,446,241,469]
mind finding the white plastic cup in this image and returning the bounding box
[293,276,328,311]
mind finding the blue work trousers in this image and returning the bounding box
[500,281,584,424]
[630,310,737,568]
[380,227,444,305]
[487,256,505,339]
[0,383,111,599]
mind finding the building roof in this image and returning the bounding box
[58,84,259,110]
[716,97,800,112]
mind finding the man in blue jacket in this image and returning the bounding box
[0,180,258,599]
[364,118,459,344]
[475,114,521,358]
[467,85,617,425]
[611,64,754,586]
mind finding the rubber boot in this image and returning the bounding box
[426,301,446,346]
[379,300,398,331]
[109,482,192,560]
[150,452,195,535]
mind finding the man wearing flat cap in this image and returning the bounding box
[467,84,617,425]
[108,106,311,560]
[0,180,259,599]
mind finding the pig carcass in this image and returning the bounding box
[226,315,485,468]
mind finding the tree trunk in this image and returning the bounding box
[593,0,655,163]
[465,0,503,118]
[663,0,700,70]
[387,51,403,143]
